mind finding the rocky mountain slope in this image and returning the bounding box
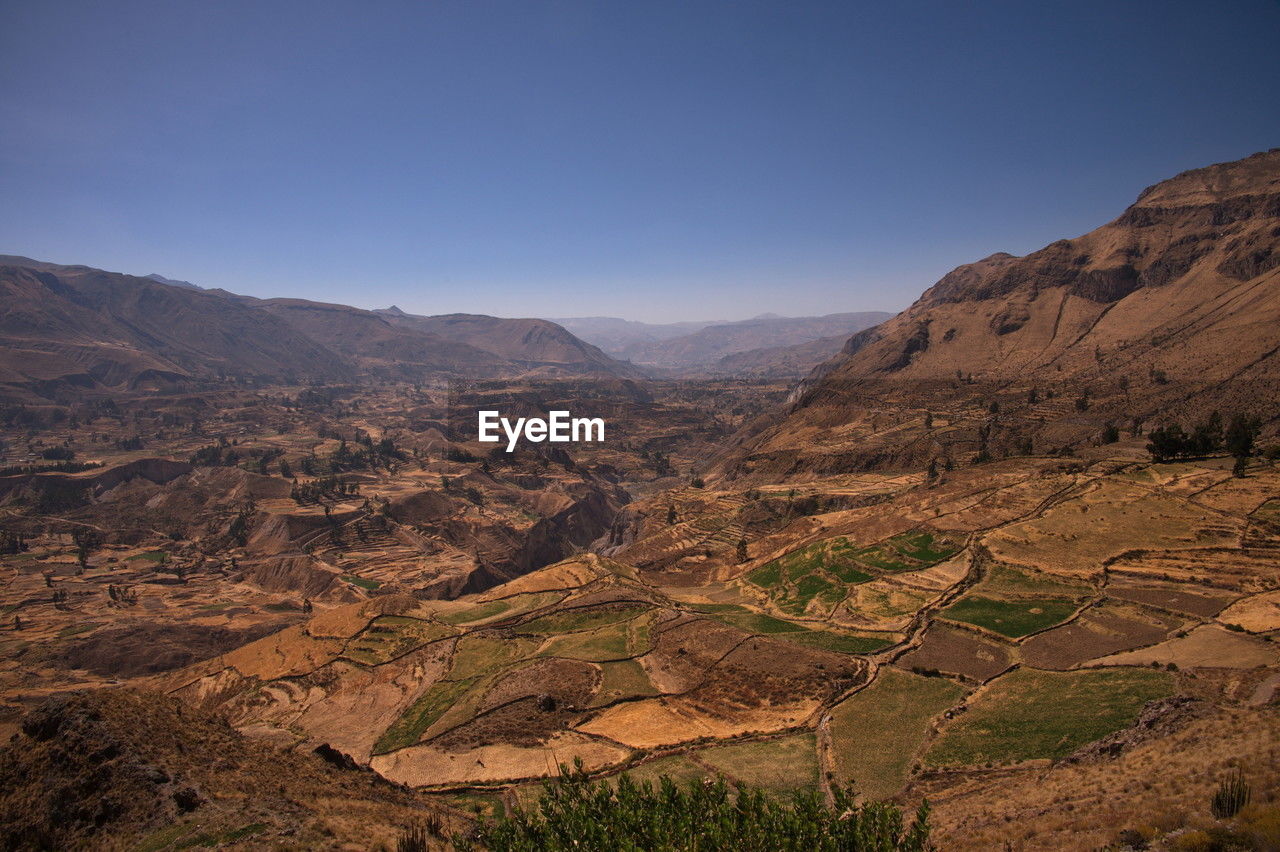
[712,149,1280,480]
[0,256,354,395]
[0,690,464,850]
[0,257,642,401]
[375,308,644,377]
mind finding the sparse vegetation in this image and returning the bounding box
[1210,769,1251,819]
[454,762,932,852]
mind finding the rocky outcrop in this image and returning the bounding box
[711,149,1280,480]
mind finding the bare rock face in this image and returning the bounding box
[713,150,1280,480]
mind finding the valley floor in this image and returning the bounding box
[1,382,1277,849]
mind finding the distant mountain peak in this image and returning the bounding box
[381,305,407,315]
[751,312,785,320]
[145,273,200,290]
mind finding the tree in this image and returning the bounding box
[1146,424,1188,462]
[1188,410,1223,456]
[666,505,677,525]
[736,538,748,563]
[1225,414,1261,476]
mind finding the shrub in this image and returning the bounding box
[1211,769,1251,819]
[454,761,931,851]
[397,816,444,852]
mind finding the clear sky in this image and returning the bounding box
[3,1,1279,323]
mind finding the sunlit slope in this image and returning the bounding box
[155,454,1278,807]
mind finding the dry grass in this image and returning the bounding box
[923,706,1280,851]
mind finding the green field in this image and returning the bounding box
[978,564,1092,600]
[775,630,894,655]
[537,624,632,661]
[852,529,963,573]
[340,573,380,590]
[940,594,1078,638]
[612,754,710,789]
[374,677,476,753]
[703,606,893,655]
[694,733,820,792]
[438,591,565,626]
[519,603,650,634]
[747,538,880,616]
[892,530,964,563]
[127,550,169,564]
[924,667,1176,767]
[746,562,782,588]
[590,659,660,707]
[448,635,540,679]
[829,667,967,801]
[342,615,456,665]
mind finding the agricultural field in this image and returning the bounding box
[896,623,1013,682]
[742,529,963,618]
[925,667,1176,767]
[128,454,1277,808]
[1089,624,1279,669]
[982,479,1241,579]
[937,562,1090,638]
[940,594,1079,638]
[829,667,967,801]
[11,418,1276,852]
[1018,602,1185,670]
[692,732,821,792]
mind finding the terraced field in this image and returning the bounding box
[743,530,964,618]
[924,667,1176,767]
[829,667,967,800]
[140,455,1279,824]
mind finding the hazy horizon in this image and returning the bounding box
[3,1,1280,322]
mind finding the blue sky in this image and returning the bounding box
[3,1,1279,322]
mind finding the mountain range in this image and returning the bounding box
[553,311,893,372]
[0,257,642,401]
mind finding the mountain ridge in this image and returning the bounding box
[711,148,1280,481]
[0,256,643,400]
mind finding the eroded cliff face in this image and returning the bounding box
[711,150,1280,482]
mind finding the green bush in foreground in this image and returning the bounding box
[454,761,931,851]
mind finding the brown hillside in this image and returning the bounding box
[0,257,352,396]
[377,309,646,377]
[712,149,1280,480]
[247,297,512,379]
[0,689,464,850]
